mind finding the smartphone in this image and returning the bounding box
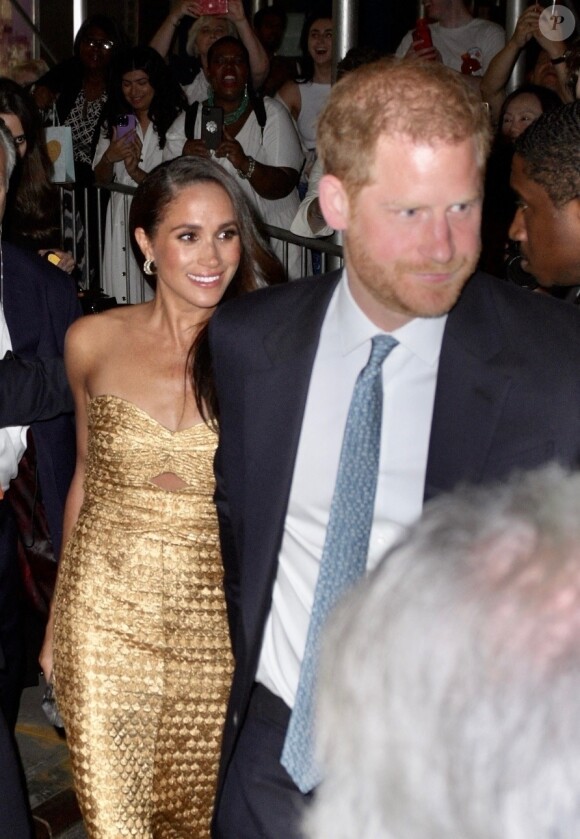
[201,105,224,151]
[197,0,228,14]
[115,114,138,139]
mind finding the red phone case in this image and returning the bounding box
[197,0,228,14]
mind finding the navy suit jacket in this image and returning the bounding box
[2,242,80,557]
[209,269,580,802]
[0,355,72,425]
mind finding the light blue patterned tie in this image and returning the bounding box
[280,334,399,793]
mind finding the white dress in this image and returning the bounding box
[295,81,331,154]
[93,123,162,304]
[165,98,304,279]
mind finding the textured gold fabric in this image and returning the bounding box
[53,395,233,838]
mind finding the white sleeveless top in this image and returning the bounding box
[296,81,330,151]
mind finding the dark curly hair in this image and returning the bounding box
[129,156,285,422]
[104,46,186,149]
[515,101,580,207]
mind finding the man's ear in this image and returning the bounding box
[318,174,350,232]
[134,227,153,262]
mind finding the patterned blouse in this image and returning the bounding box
[65,88,107,165]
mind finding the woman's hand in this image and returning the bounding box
[226,0,247,24]
[39,617,55,683]
[510,4,542,50]
[183,138,211,158]
[215,129,247,170]
[174,0,198,19]
[123,134,144,181]
[105,127,137,164]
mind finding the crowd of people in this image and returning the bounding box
[9,0,579,293]
[3,1,580,838]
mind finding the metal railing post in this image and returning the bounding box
[506,0,528,92]
[332,0,358,80]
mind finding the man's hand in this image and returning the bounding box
[404,41,443,63]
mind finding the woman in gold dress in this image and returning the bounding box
[39,157,285,838]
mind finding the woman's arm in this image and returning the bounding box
[276,80,301,121]
[481,5,568,121]
[38,320,92,680]
[93,130,116,185]
[217,127,299,199]
[226,0,269,90]
[150,0,197,60]
[235,157,298,199]
[93,128,138,185]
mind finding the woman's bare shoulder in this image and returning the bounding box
[277,80,300,116]
[66,304,151,355]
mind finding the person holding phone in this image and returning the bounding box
[94,46,186,303]
[150,0,269,103]
[165,36,303,277]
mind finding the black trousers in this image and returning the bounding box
[214,684,313,839]
[0,499,25,729]
[0,501,32,838]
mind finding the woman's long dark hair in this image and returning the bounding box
[296,3,332,84]
[104,46,186,149]
[0,78,59,244]
[129,157,285,423]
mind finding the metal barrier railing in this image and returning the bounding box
[57,181,343,304]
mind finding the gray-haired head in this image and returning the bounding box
[307,464,580,839]
[0,117,16,185]
[185,15,237,58]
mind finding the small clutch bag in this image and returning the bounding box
[41,682,65,729]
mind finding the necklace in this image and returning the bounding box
[208,87,249,125]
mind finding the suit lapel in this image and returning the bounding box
[238,274,340,640]
[425,273,512,500]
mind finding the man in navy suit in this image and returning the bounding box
[209,58,580,839]
[0,119,79,836]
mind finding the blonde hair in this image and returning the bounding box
[186,15,237,58]
[317,57,492,194]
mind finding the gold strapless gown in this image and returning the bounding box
[53,395,233,838]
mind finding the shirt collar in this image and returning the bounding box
[335,269,447,366]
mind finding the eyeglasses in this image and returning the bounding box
[12,134,26,146]
[84,38,114,50]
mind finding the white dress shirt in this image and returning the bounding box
[256,271,446,708]
[0,304,27,492]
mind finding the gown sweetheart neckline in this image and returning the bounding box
[88,393,212,436]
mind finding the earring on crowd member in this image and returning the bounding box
[143,258,156,275]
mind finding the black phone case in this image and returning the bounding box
[201,106,224,151]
